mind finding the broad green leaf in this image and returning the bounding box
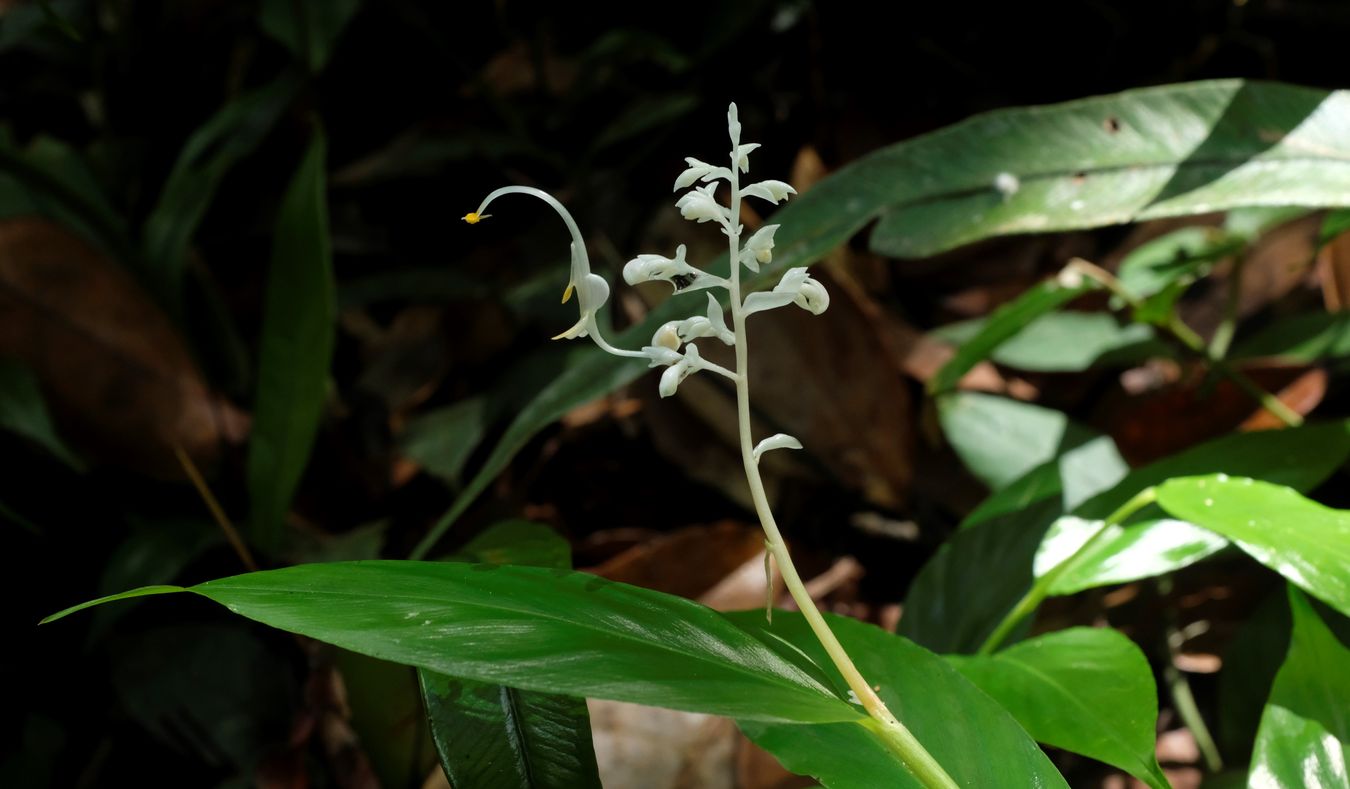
[420,521,600,789]
[246,132,335,555]
[142,73,303,305]
[869,81,1350,258]
[1249,587,1350,788]
[0,359,82,469]
[335,651,436,788]
[1036,515,1229,596]
[946,628,1168,789]
[904,421,1350,653]
[929,280,1090,394]
[420,672,599,789]
[730,612,1068,788]
[45,562,858,724]
[1033,421,1350,597]
[961,434,1128,529]
[1231,312,1350,362]
[1156,476,1350,618]
[1117,226,1243,299]
[400,396,489,487]
[938,393,1101,491]
[1223,206,1309,241]
[258,0,360,73]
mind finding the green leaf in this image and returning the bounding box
[869,81,1350,258]
[730,612,1068,788]
[961,434,1128,529]
[1217,590,1292,760]
[929,280,1090,393]
[258,0,360,73]
[946,628,1168,789]
[1156,476,1350,618]
[1223,206,1309,241]
[938,393,1102,491]
[1117,226,1243,299]
[246,132,335,556]
[936,312,1165,373]
[420,672,600,789]
[904,421,1350,653]
[1320,208,1350,246]
[1231,312,1350,362]
[1249,587,1350,788]
[0,134,130,258]
[0,359,82,469]
[50,562,858,723]
[420,521,600,789]
[1034,421,1350,598]
[142,74,303,305]
[400,397,489,487]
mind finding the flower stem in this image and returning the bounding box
[724,144,957,789]
[977,486,1158,656]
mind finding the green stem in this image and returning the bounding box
[1163,662,1224,772]
[725,129,956,789]
[977,487,1158,656]
[1065,259,1302,429]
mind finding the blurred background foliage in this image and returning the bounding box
[7,1,1350,787]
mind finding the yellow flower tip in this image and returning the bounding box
[462,212,485,224]
[561,282,574,304]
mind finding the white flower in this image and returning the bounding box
[676,184,732,226]
[740,179,796,205]
[742,267,829,317]
[752,433,802,462]
[735,143,760,173]
[673,157,730,190]
[651,322,682,351]
[665,293,734,345]
[659,343,703,398]
[622,244,727,293]
[740,224,779,273]
[553,242,612,339]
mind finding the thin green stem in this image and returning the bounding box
[1066,258,1302,428]
[725,127,956,789]
[977,487,1158,656]
[1208,254,1244,360]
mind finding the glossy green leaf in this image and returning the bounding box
[1249,587,1350,788]
[420,672,599,789]
[1231,312,1350,362]
[1117,226,1242,299]
[938,393,1102,491]
[246,132,335,556]
[904,421,1350,653]
[0,359,82,469]
[258,0,360,73]
[870,81,1350,258]
[730,612,1068,788]
[142,73,303,305]
[45,562,857,724]
[961,434,1128,529]
[1033,421,1350,597]
[1036,515,1229,596]
[1156,476,1350,618]
[420,521,599,789]
[929,281,1090,394]
[946,628,1168,789]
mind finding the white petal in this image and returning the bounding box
[574,273,610,311]
[752,433,803,462]
[740,224,779,272]
[742,290,798,316]
[652,323,681,351]
[658,364,682,397]
[643,345,683,368]
[675,187,730,225]
[674,158,716,190]
[736,143,761,173]
[740,179,797,205]
[793,276,829,315]
[703,293,734,345]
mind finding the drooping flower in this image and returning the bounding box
[742,267,830,317]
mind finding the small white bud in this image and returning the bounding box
[1056,266,1085,289]
[752,433,803,462]
[994,172,1020,198]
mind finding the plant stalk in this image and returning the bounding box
[724,155,957,789]
[977,486,1158,656]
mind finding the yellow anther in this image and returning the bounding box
[561,283,574,303]
[463,212,485,224]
